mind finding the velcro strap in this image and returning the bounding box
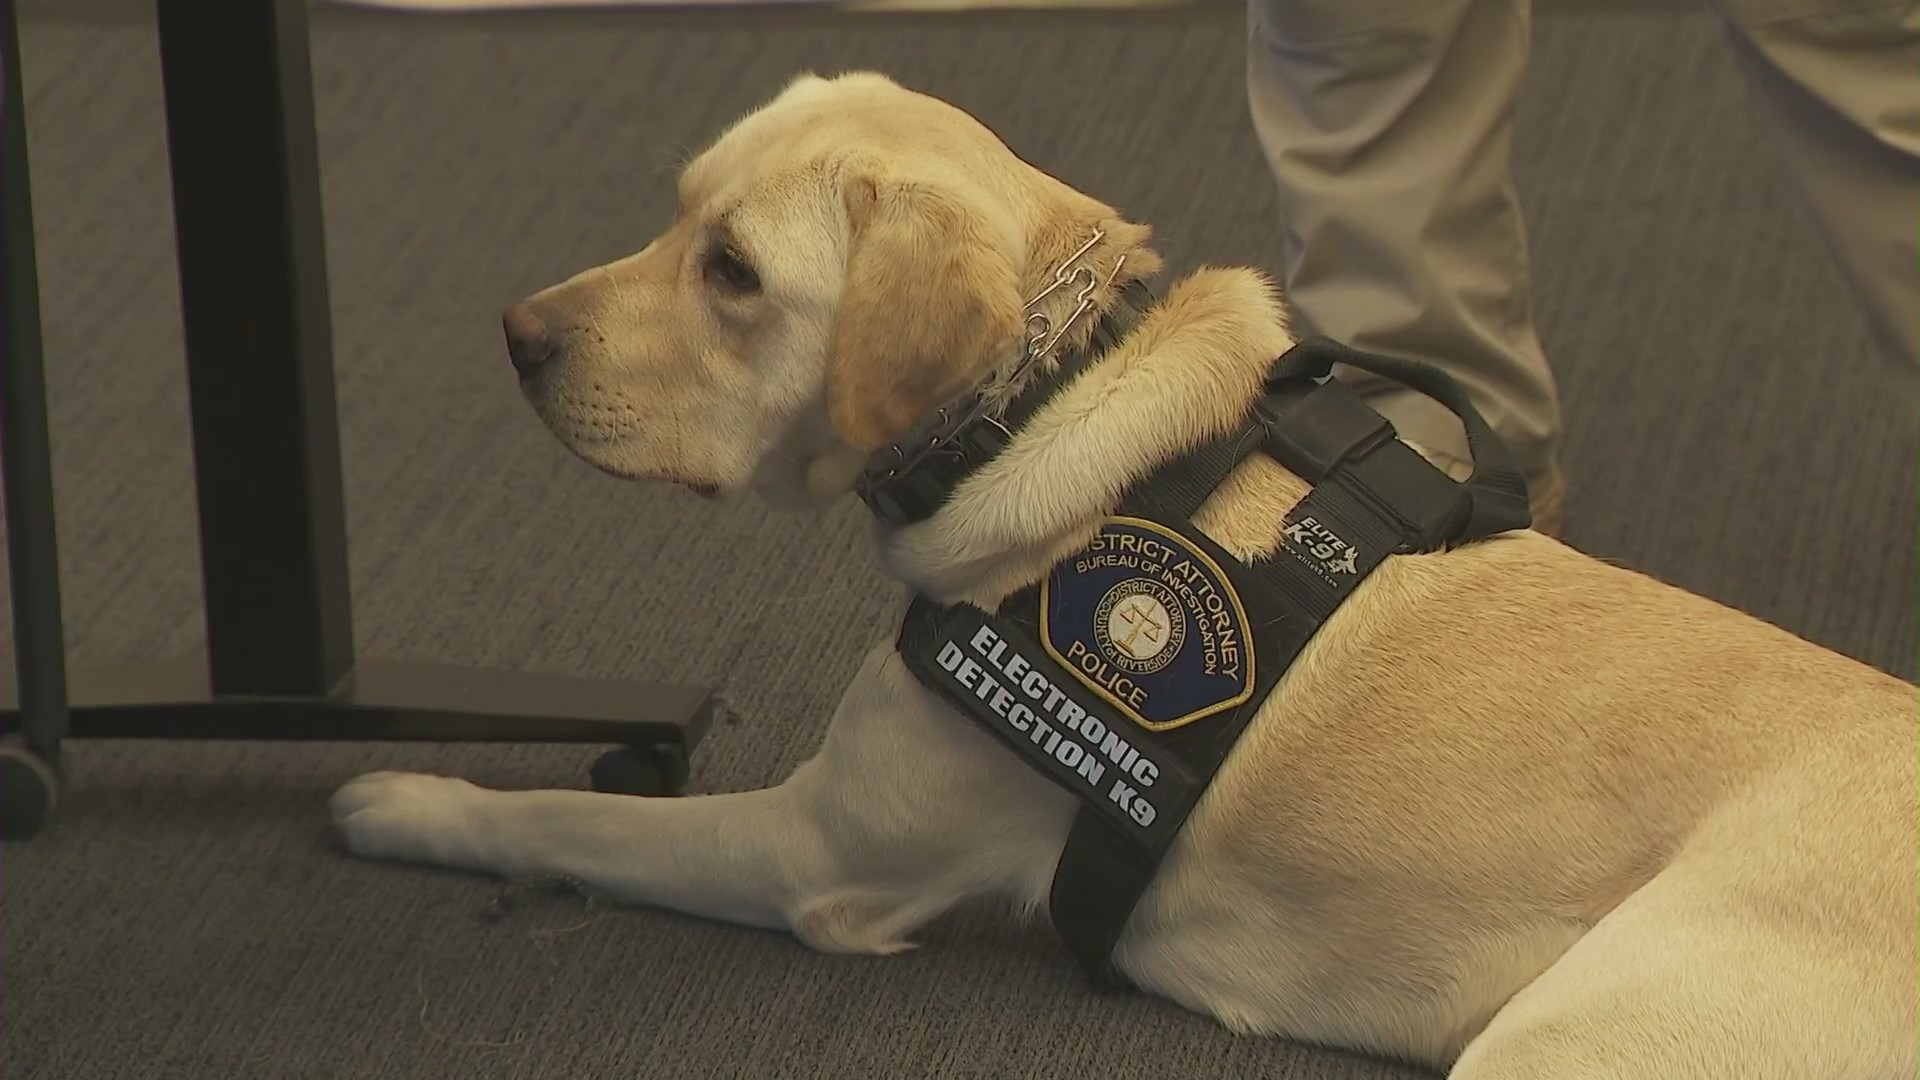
[1269,338,1531,544]
[1259,379,1397,482]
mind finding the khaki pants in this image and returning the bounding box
[1248,0,1919,500]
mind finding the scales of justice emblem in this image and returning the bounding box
[1094,578,1187,676]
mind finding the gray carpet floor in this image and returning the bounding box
[3,4,1915,1079]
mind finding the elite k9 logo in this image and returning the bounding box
[1281,515,1360,581]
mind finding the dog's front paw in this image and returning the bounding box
[331,771,490,869]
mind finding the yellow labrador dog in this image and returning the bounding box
[332,72,1917,1079]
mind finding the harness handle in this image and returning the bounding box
[1269,337,1533,544]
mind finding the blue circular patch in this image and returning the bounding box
[1040,517,1256,731]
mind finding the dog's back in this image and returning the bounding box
[1129,524,1917,1075]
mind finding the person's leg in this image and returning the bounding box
[1247,0,1566,532]
[1714,0,1919,391]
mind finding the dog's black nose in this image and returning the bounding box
[502,303,552,376]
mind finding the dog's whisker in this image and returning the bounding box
[649,142,695,176]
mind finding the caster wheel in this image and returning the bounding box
[589,743,690,796]
[1,737,61,841]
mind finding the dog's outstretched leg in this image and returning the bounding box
[331,642,1075,954]
[333,771,832,935]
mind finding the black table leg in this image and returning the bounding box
[2,0,72,840]
[156,0,355,699]
[1,0,69,754]
[1,1,716,837]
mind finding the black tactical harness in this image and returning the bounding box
[859,285,1532,988]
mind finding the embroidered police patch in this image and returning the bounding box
[1040,517,1256,732]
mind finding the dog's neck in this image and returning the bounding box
[845,214,1158,528]
[874,254,1302,607]
[978,215,1161,408]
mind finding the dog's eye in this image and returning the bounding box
[704,246,761,295]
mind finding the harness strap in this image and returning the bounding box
[1044,344,1529,986]
[1268,338,1532,544]
[893,338,1531,989]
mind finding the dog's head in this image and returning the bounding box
[503,72,1151,509]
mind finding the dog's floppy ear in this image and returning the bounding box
[826,165,1025,453]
